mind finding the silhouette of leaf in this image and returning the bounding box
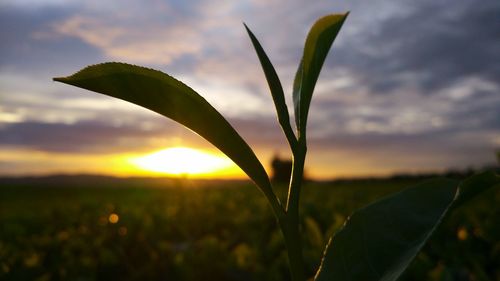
[54,62,276,200]
[244,23,297,150]
[315,171,499,281]
[293,13,348,138]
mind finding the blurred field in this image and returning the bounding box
[0,176,498,281]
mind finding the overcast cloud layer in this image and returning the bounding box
[1,0,499,178]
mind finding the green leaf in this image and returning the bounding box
[315,171,499,281]
[293,13,348,138]
[244,23,297,150]
[53,62,274,198]
[453,171,500,208]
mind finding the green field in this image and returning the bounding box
[1,177,498,281]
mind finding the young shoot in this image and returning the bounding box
[54,13,499,281]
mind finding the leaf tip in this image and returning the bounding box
[243,22,253,36]
[52,77,66,82]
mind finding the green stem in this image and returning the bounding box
[279,215,305,281]
[286,141,306,214]
[282,139,307,281]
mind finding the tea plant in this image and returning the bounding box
[54,13,499,281]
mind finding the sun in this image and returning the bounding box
[130,147,237,176]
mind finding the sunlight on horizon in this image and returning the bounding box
[130,147,239,177]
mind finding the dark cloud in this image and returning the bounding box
[0,116,288,155]
[308,129,497,170]
[0,121,167,153]
[448,92,500,131]
[0,5,103,74]
[230,116,289,149]
[330,0,500,94]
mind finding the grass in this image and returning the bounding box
[1,177,499,281]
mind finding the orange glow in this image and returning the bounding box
[108,213,119,224]
[457,227,468,241]
[130,147,240,177]
[0,147,247,179]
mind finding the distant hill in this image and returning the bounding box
[0,174,250,188]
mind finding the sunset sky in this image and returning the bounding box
[1,0,499,179]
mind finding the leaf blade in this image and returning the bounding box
[293,13,348,137]
[54,62,274,197]
[244,23,297,150]
[453,171,500,208]
[315,179,458,281]
[315,172,499,281]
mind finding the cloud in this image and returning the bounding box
[0,121,159,153]
[0,5,103,76]
[0,121,204,158]
[51,15,203,65]
[0,0,76,9]
[0,112,286,152]
[325,0,500,95]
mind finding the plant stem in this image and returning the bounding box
[282,139,307,281]
[287,140,306,215]
[280,215,306,281]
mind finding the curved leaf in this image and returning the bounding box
[453,171,500,208]
[293,13,348,137]
[315,171,499,281]
[54,62,275,199]
[244,23,297,150]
